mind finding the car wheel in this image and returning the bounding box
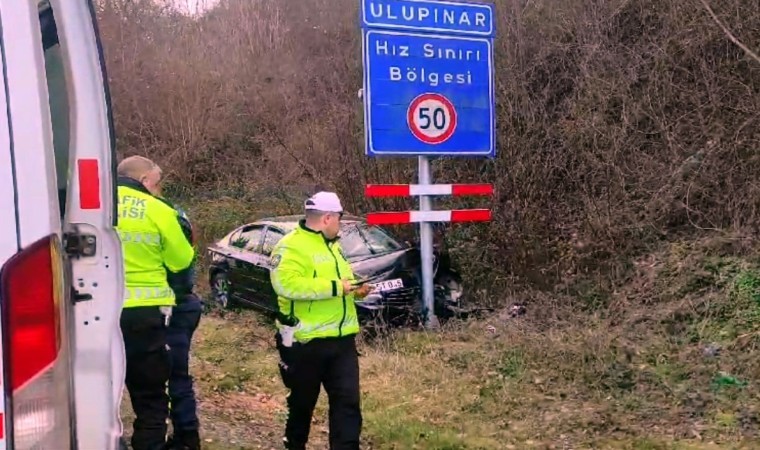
[211,271,232,309]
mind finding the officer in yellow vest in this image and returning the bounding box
[116,156,195,450]
[270,192,372,450]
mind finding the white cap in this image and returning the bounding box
[304,191,343,213]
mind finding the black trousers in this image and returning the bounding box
[167,295,203,448]
[121,306,171,450]
[276,333,362,450]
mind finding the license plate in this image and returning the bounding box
[369,278,404,293]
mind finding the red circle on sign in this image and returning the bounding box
[406,93,457,145]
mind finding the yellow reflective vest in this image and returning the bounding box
[270,221,360,343]
[116,182,195,308]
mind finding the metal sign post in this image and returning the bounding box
[360,0,496,328]
[417,155,437,328]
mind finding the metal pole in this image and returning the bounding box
[418,155,439,329]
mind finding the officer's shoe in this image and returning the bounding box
[163,435,178,450]
[283,437,306,450]
[167,429,201,450]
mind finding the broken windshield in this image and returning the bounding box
[339,223,403,259]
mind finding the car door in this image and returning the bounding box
[226,225,265,305]
[251,226,287,313]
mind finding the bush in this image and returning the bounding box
[97,0,760,306]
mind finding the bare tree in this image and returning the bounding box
[97,0,760,300]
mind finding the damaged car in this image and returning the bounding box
[206,215,468,328]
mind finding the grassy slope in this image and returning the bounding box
[120,197,760,449]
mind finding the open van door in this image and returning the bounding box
[46,0,127,448]
[0,0,124,448]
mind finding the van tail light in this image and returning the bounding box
[1,234,75,449]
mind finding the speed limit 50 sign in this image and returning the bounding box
[361,0,495,157]
[407,93,457,145]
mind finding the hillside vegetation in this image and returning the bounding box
[97,0,760,296]
[100,0,760,448]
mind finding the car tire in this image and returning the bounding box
[210,271,233,310]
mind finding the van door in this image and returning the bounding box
[46,0,127,448]
[0,15,15,448]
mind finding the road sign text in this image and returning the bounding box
[361,0,495,157]
[362,0,494,37]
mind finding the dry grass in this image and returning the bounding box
[118,234,760,449]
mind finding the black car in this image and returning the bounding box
[206,215,467,328]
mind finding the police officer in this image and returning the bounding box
[116,156,195,450]
[165,206,203,450]
[269,192,372,450]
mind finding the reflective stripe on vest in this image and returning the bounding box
[287,315,360,343]
[124,287,174,301]
[271,276,330,301]
[118,230,162,246]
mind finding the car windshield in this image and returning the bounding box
[339,223,403,259]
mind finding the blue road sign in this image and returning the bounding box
[361,0,494,37]
[361,0,496,157]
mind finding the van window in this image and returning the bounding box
[38,1,70,218]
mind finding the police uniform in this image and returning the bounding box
[270,193,362,450]
[165,206,202,450]
[116,177,195,450]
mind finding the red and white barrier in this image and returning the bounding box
[366,183,493,197]
[366,209,491,225]
[364,183,493,224]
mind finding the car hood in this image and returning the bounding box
[349,248,425,283]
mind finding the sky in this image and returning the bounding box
[170,0,221,16]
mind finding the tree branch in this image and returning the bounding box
[699,0,760,65]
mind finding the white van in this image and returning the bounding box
[0,0,125,449]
